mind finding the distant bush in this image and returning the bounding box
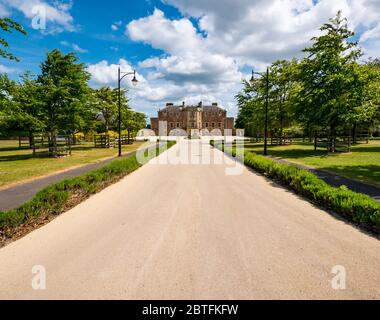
[211,140,380,231]
[0,141,176,233]
[74,132,85,141]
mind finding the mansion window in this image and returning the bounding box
[212,122,215,128]
[218,123,222,128]
[205,122,209,128]
[176,122,180,128]
[170,122,174,129]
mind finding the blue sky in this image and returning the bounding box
[1,0,380,117]
[1,0,176,77]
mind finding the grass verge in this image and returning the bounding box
[241,140,380,187]
[0,141,145,188]
[0,141,176,247]
[211,140,380,234]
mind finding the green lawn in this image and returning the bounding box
[0,140,144,188]
[242,140,380,187]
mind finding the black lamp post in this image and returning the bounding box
[250,67,269,156]
[118,67,138,157]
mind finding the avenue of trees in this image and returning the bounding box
[236,12,380,150]
[0,18,146,153]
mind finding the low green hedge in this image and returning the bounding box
[0,141,176,231]
[211,140,380,230]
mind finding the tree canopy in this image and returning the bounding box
[236,11,380,146]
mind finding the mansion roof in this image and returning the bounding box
[160,102,226,113]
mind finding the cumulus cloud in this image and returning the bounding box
[0,0,75,33]
[127,8,243,113]
[123,1,380,116]
[87,59,145,87]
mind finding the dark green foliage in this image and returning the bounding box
[0,142,176,230]
[37,49,91,137]
[295,11,364,137]
[212,140,380,229]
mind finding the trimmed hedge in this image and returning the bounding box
[211,140,380,230]
[0,141,176,231]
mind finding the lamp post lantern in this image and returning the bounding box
[118,67,138,157]
[250,67,270,156]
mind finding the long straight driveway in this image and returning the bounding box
[0,139,379,299]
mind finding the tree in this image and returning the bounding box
[0,74,16,135]
[235,81,265,137]
[122,109,146,143]
[367,57,380,68]
[346,63,380,140]
[294,11,363,151]
[4,73,45,144]
[235,60,298,142]
[92,87,120,133]
[0,18,26,61]
[266,60,298,140]
[37,49,90,153]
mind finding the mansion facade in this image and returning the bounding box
[150,102,235,136]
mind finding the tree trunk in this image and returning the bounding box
[72,133,77,146]
[352,123,357,144]
[49,132,57,157]
[330,126,336,153]
[29,131,33,149]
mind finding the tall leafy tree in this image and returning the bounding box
[235,60,297,141]
[122,109,146,142]
[347,63,380,139]
[267,60,298,139]
[92,87,122,133]
[4,73,45,144]
[235,79,266,137]
[37,49,90,148]
[0,73,16,135]
[294,11,363,149]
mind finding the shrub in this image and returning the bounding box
[212,140,380,230]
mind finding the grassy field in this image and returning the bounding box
[0,140,144,188]
[243,140,380,187]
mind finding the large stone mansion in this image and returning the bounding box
[150,102,235,136]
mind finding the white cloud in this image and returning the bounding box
[60,41,88,53]
[127,8,243,114]
[128,9,202,55]
[124,1,380,116]
[87,59,144,87]
[111,20,122,31]
[72,43,87,53]
[0,64,15,73]
[0,0,75,33]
